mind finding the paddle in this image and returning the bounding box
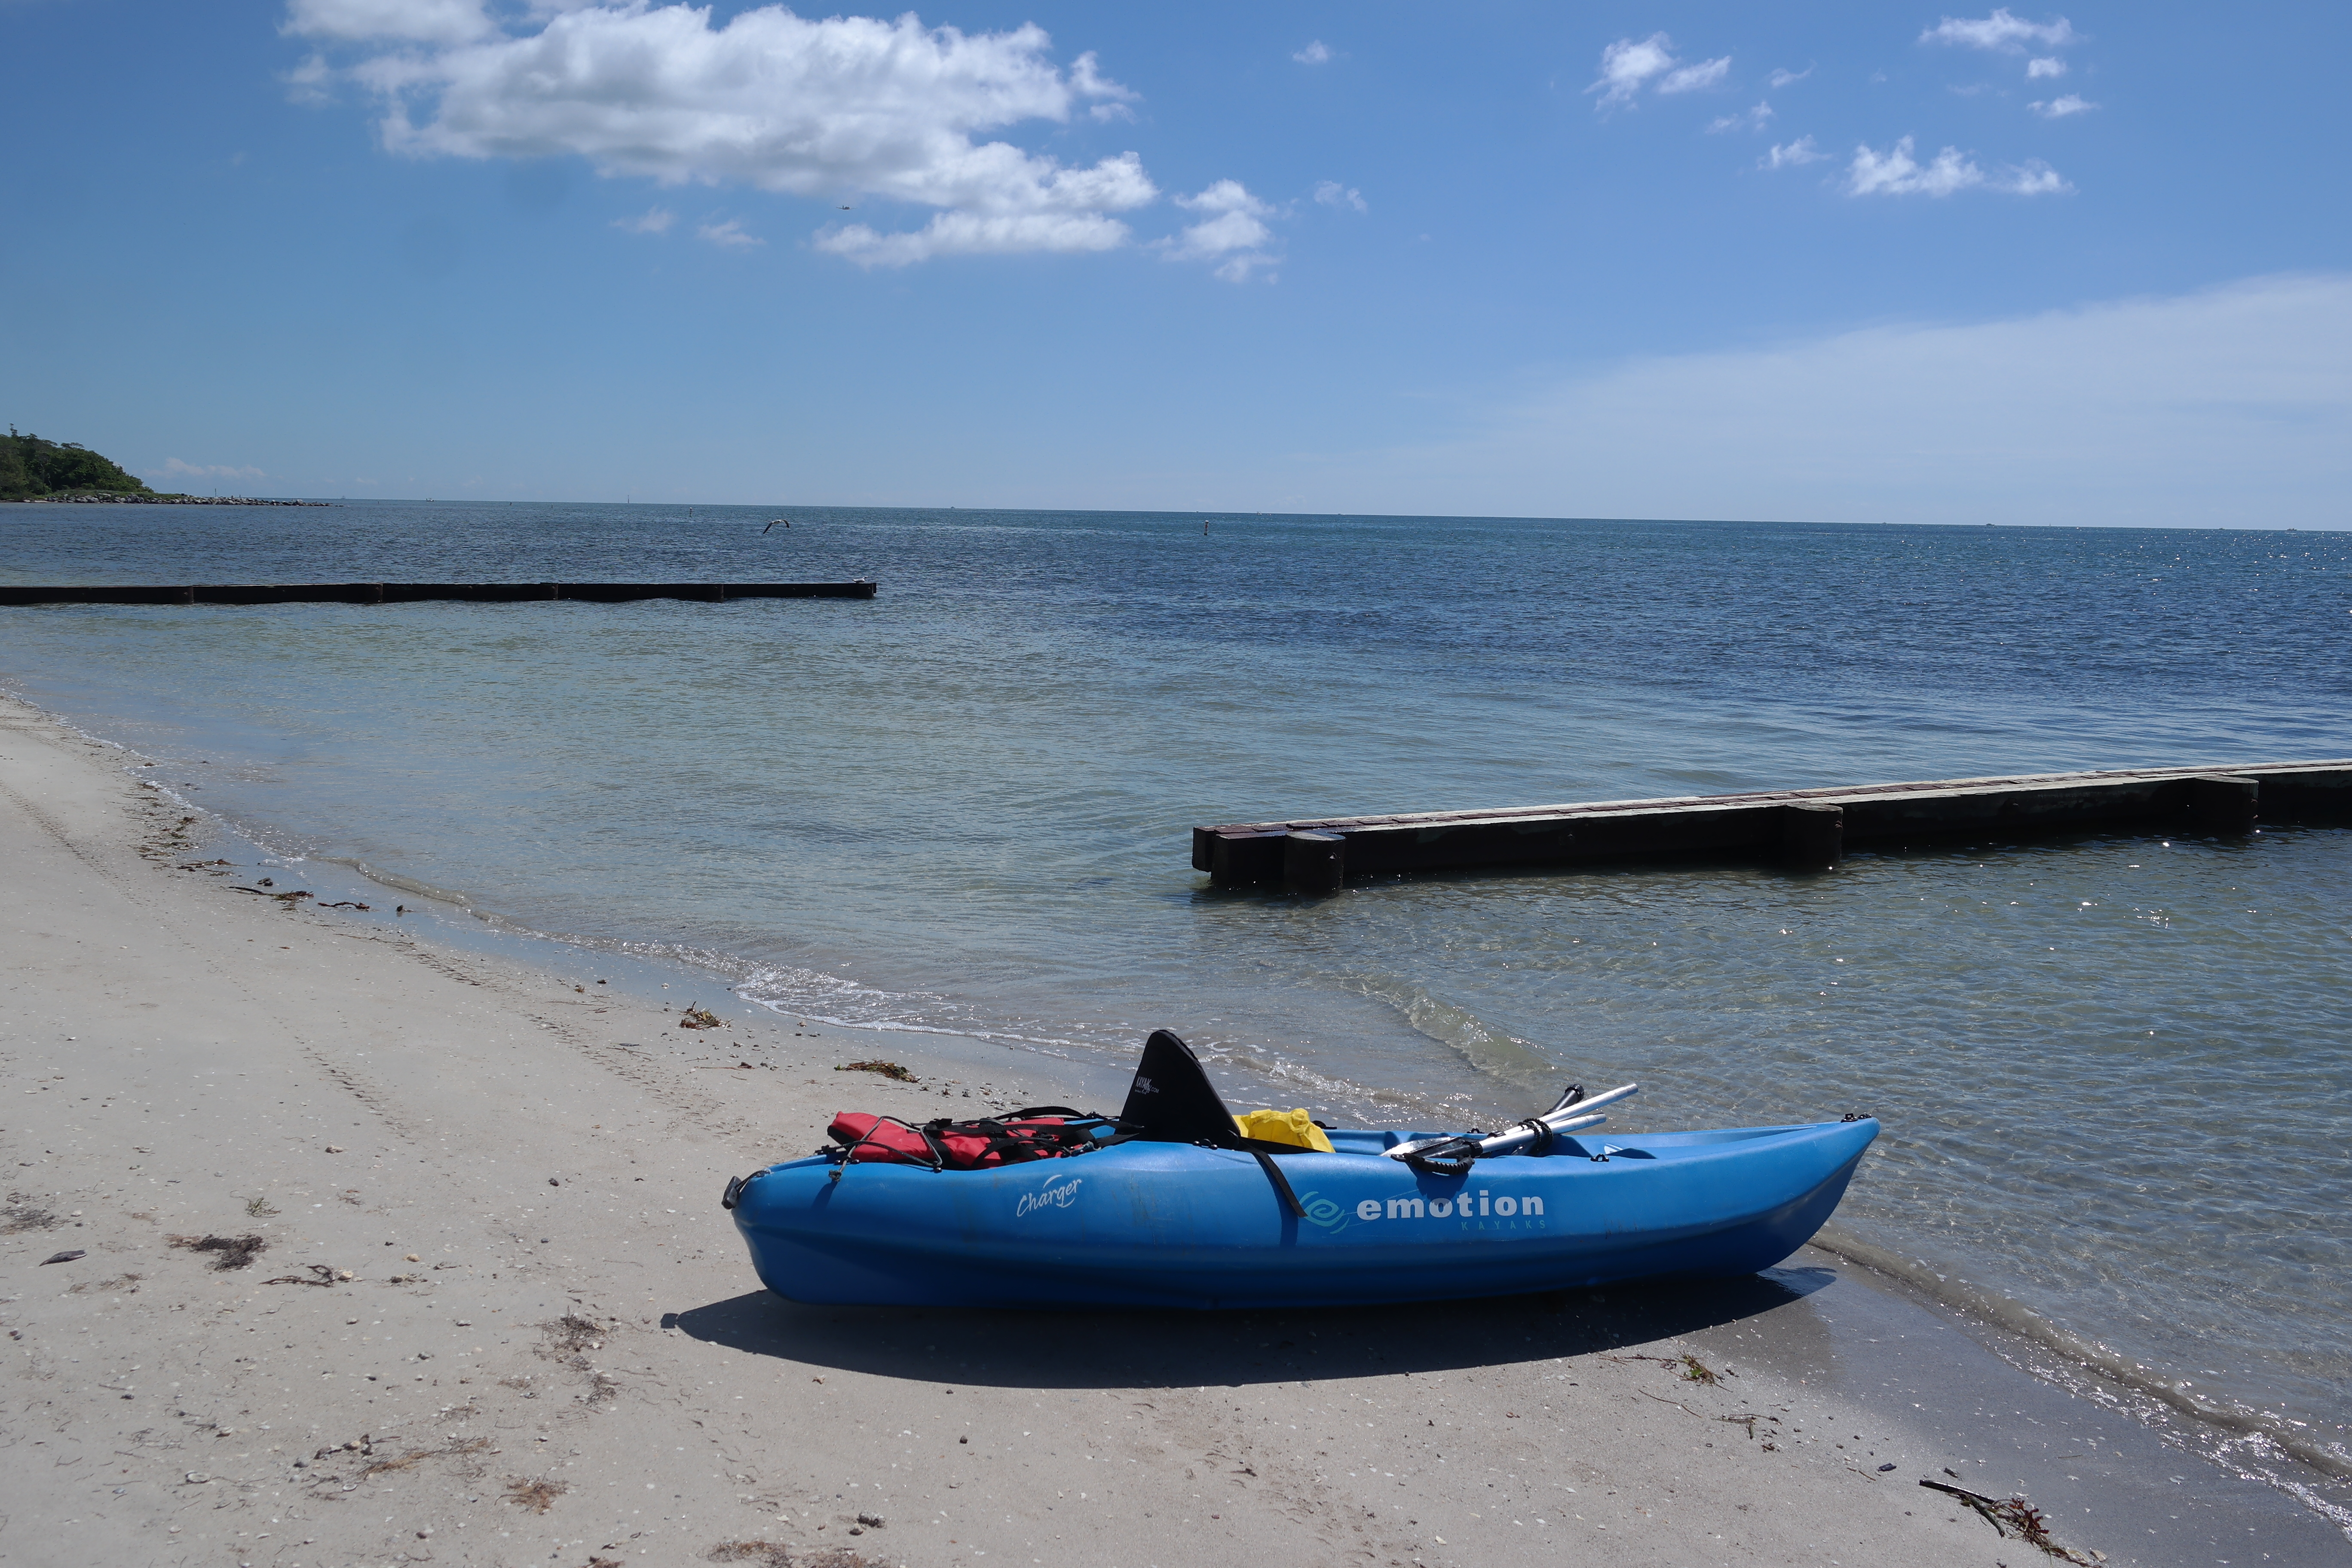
[1387,1081,1640,1174]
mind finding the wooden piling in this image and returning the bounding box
[2186,774,2258,836]
[1283,830,1347,894]
[1781,802,1843,871]
[1194,760,2352,886]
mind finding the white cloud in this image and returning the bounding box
[310,3,1154,263]
[153,459,268,483]
[2026,56,2067,78]
[284,0,492,44]
[282,52,335,105]
[1292,40,1331,64]
[1068,49,1135,110]
[1708,101,1774,134]
[697,217,762,248]
[1313,179,1366,213]
[2030,94,2095,118]
[817,209,1132,266]
[613,205,674,234]
[1848,136,1977,196]
[2001,159,2072,193]
[1300,275,2352,530]
[1165,181,1277,282]
[1920,9,2081,53]
[1590,34,1730,110]
[1768,65,1813,88]
[1763,136,1825,169]
[1659,56,1731,95]
[1588,33,1678,109]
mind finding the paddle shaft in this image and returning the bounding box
[1386,1081,1639,1164]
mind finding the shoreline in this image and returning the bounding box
[3,695,2347,1565]
[1813,1225,2352,1487]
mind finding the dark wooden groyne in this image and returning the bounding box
[1195,761,2352,890]
[0,581,875,606]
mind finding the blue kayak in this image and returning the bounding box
[725,1031,1877,1311]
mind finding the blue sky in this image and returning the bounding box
[2,0,2345,524]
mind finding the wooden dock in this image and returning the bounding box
[0,581,875,606]
[1193,761,2352,889]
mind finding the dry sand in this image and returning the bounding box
[2,695,2341,1568]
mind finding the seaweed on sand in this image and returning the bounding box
[362,1436,489,1479]
[263,1263,355,1286]
[502,1476,567,1512]
[1,1194,59,1234]
[1919,1479,2098,1564]
[710,1544,870,1568]
[167,1234,268,1270]
[540,1314,606,1355]
[835,1060,916,1083]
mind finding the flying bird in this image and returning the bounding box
[763,518,790,533]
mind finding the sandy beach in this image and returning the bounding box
[2,694,2342,1568]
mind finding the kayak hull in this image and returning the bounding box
[727,1119,1877,1311]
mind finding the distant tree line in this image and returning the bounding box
[1,429,155,499]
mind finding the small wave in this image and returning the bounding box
[1341,974,1563,1093]
[318,856,476,908]
[1193,1044,1450,1123]
[724,957,1475,1125]
[725,959,1116,1060]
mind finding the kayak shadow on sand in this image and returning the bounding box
[663,1265,1839,1390]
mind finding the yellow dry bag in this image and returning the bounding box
[1232,1108,1335,1153]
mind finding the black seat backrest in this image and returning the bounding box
[1118,1029,1242,1145]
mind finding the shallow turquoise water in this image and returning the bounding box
[1,501,2346,1473]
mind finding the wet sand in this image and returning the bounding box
[1,695,2340,1568]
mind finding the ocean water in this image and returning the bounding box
[3,501,2347,1502]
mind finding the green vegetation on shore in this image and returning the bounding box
[1,429,153,500]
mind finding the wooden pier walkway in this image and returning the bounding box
[1194,760,2352,889]
[0,581,875,606]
